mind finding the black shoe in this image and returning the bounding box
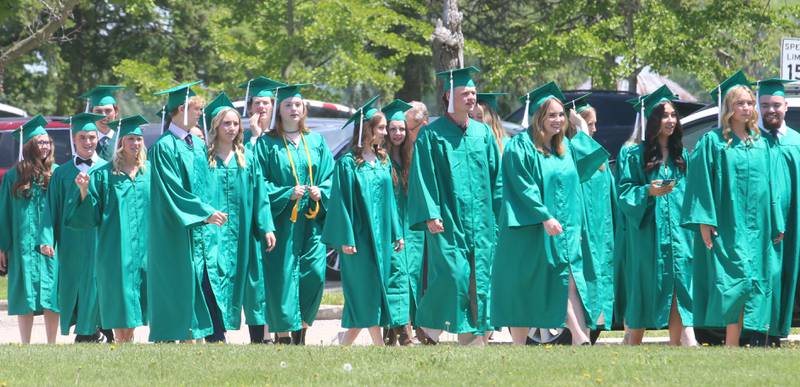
[291,328,307,345]
[75,331,103,343]
[276,336,292,345]
[100,329,115,343]
[397,329,412,346]
[262,338,275,345]
[384,328,398,346]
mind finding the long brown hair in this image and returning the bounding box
[268,100,310,138]
[530,98,566,156]
[477,101,506,154]
[386,121,413,191]
[351,112,388,166]
[642,102,686,173]
[12,136,54,198]
[207,107,246,168]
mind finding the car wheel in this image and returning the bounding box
[526,327,572,345]
[325,248,341,281]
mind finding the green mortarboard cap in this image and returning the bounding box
[240,76,287,99]
[15,115,49,144]
[477,92,506,112]
[520,81,566,113]
[342,95,380,130]
[565,93,592,114]
[382,99,412,122]
[154,80,203,114]
[709,70,749,103]
[108,115,148,138]
[79,85,125,111]
[436,66,480,92]
[754,78,795,97]
[642,85,678,118]
[64,112,105,134]
[203,92,236,130]
[275,84,311,105]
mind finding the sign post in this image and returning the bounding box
[782,38,800,80]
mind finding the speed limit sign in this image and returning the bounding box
[782,38,800,80]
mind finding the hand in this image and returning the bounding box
[426,219,444,234]
[700,224,717,249]
[264,232,276,252]
[308,186,321,201]
[647,180,674,197]
[394,238,405,252]
[249,113,264,138]
[0,250,7,272]
[290,185,306,200]
[774,232,785,245]
[204,211,228,226]
[39,245,55,257]
[568,109,589,134]
[543,218,563,236]
[74,172,90,200]
[342,245,357,254]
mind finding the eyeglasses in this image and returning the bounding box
[35,140,53,146]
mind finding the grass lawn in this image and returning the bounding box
[0,275,6,300]
[322,290,344,305]
[2,344,800,385]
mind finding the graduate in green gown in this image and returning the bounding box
[407,67,501,346]
[618,86,697,346]
[148,81,228,342]
[240,76,287,150]
[755,78,800,339]
[322,97,404,346]
[0,115,59,344]
[68,115,151,343]
[204,92,277,341]
[384,99,425,346]
[253,84,334,345]
[681,71,784,347]
[475,92,509,153]
[46,112,108,342]
[568,94,618,334]
[491,82,608,346]
[80,86,125,162]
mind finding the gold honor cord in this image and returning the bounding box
[283,132,320,223]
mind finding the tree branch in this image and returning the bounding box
[0,0,80,68]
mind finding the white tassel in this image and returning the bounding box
[633,112,641,142]
[161,105,166,134]
[447,70,455,114]
[201,110,208,145]
[183,87,190,127]
[84,99,90,113]
[756,82,763,129]
[270,89,280,131]
[521,96,530,128]
[112,119,122,159]
[358,111,364,148]
[69,116,75,156]
[717,86,722,128]
[640,103,646,141]
[243,79,252,117]
[18,129,23,161]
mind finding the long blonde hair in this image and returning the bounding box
[207,107,246,168]
[530,98,566,156]
[112,135,147,174]
[720,85,760,145]
[477,101,506,154]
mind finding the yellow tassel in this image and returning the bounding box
[305,201,319,219]
[290,201,299,223]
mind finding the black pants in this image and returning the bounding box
[248,325,265,343]
[201,268,226,343]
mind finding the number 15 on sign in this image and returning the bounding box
[782,38,800,80]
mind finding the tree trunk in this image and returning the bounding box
[431,0,464,112]
[396,54,427,102]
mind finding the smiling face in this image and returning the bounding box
[121,135,143,158]
[659,103,678,138]
[543,100,565,137]
[73,130,98,159]
[372,115,387,138]
[387,120,407,146]
[759,94,787,131]
[31,134,52,160]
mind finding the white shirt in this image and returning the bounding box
[777,123,788,138]
[168,123,191,141]
[98,129,115,142]
[74,153,101,173]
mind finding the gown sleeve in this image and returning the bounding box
[0,171,13,252]
[42,169,61,249]
[768,143,786,237]
[251,156,275,238]
[321,157,357,249]
[487,128,503,220]
[315,137,335,216]
[150,142,216,228]
[570,131,611,182]
[407,127,442,230]
[681,133,718,230]
[66,169,104,229]
[501,138,552,228]
[617,148,654,229]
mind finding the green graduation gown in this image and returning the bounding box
[407,117,501,334]
[67,162,150,329]
[322,153,401,328]
[47,159,106,335]
[0,166,58,315]
[579,160,618,328]
[762,127,800,337]
[254,132,334,332]
[207,149,274,330]
[612,143,636,324]
[147,130,217,341]
[618,145,693,329]
[681,129,783,332]
[386,161,425,327]
[491,131,608,328]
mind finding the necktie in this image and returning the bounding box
[76,157,93,167]
[184,135,194,149]
[99,136,110,149]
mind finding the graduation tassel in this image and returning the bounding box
[112,119,122,160]
[68,116,75,156]
[447,70,455,114]
[521,95,530,128]
[182,87,190,127]
[640,102,646,141]
[201,109,209,145]
[756,81,763,129]
[270,87,281,130]
[84,99,91,113]
[717,86,722,128]
[242,79,252,117]
[160,105,167,134]
[17,129,23,161]
[357,110,364,148]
